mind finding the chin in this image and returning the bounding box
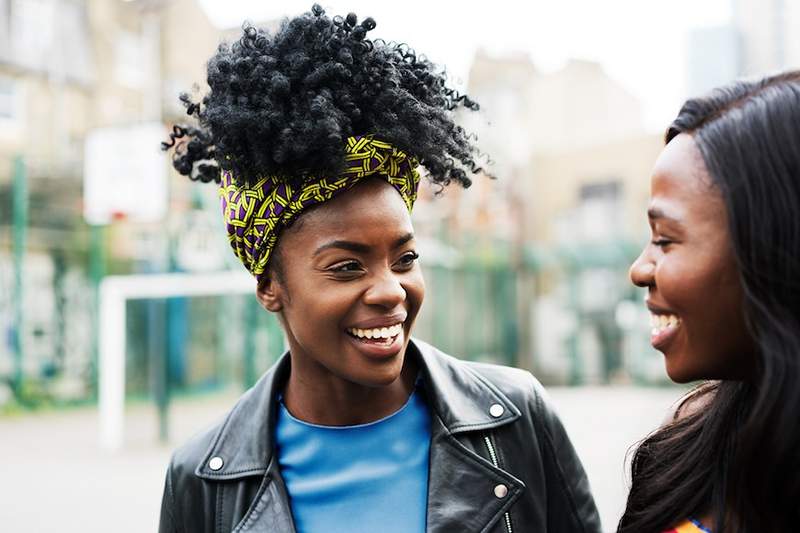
[354,367,404,388]
[664,361,700,384]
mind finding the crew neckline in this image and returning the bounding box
[278,389,421,430]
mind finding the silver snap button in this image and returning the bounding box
[489,403,504,418]
[208,456,224,471]
[494,484,508,498]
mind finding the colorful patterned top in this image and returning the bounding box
[663,518,712,533]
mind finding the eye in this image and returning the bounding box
[395,251,419,270]
[651,238,672,248]
[330,261,363,273]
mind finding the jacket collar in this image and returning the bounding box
[195,338,521,480]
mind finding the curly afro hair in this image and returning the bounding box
[162,3,484,189]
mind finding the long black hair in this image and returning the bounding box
[618,71,800,533]
[161,4,483,189]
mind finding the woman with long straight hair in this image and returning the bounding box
[622,71,800,533]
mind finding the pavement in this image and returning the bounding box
[0,385,684,532]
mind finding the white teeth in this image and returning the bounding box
[347,323,403,340]
[649,313,680,335]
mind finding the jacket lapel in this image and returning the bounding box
[413,341,526,532]
[232,458,295,533]
[194,355,296,531]
[426,416,524,533]
[194,355,290,481]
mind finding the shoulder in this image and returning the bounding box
[462,359,565,433]
[414,339,554,423]
[168,420,223,482]
[160,417,226,532]
[663,381,717,426]
[463,359,544,406]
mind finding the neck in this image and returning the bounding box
[282,354,418,426]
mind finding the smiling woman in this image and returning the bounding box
[630,133,752,384]
[620,71,800,533]
[158,4,600,533]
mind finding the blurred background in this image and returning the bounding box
[0,0,797,531]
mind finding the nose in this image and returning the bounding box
[629,250,655,288]
[363,269,407,308]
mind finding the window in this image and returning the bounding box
[0,76,17,120]
[577,180,622,242]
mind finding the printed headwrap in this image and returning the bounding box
[220,135,420,283]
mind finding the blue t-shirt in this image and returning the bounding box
[275,390,431,533]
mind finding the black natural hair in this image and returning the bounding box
[161,4,483,189]
[618,71,800,533]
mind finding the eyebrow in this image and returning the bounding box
[647,206,682,222]
[312,232,415,256]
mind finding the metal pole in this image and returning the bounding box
[148,296,167,442]
[243,296,258,388]
[567,266,583,385]
[89,224,106,397]
[11,155,27,399]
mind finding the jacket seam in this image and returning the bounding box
[450,420,515,432]
[534,389,588,533]
[232,473,272,532]
[198,464,267,479]
[215,484,224,533]
[165,464,180,533]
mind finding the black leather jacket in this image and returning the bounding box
[159,339,602,532]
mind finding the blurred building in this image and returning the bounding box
[734,0,800,76]
[686,25,741,97]
[0,0,221,403]
[686,0,800,97]
[412,49,665,384]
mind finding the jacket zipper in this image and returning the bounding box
[483,433,513,533]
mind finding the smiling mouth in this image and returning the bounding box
[346,323,404,345]
[650,312,681,348]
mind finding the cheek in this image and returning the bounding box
[404,271,426,318]
[282,287,350,339]
[660,254,749,379]
[655,246,732,311]
[654,258,706,309]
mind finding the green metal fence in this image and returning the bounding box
[1,161,667,413]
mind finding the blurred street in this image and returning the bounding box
[0,385,683,533]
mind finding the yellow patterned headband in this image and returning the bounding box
[219,135,420,282]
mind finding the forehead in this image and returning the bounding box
[649,133,723,220]
[292,179,414,241]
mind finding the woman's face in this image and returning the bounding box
[258,179,424,389]
[629,133,752,383]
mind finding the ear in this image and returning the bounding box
[255,276,284,312]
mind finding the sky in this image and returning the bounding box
[197,0,734,132]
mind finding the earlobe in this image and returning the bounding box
[256,278,284,312]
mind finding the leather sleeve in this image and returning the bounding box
[159,462,179,533]
[532,380,603,533]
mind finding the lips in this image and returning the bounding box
[344,314,407,359]
[345,325,404,359]
[646,301,681,350]
[346,313,407,330]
